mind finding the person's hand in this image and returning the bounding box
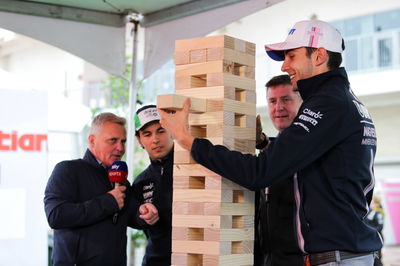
[108,186,126,210]
[158,98,194,150]
[256,114,269,151]
[256,114,263,143]
[139,203,159,225]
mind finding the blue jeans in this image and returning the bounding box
[318,252,374,266]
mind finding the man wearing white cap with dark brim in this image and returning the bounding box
[158,20,382,266]
[131,104,175,266]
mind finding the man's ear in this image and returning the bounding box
[136,135,144,149]
[315,48,328,66]
[88,134,95,148]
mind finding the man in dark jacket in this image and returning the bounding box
[159,20,382,266]
[132,105,174,266]
[44,112,158,266]
[254,74,304,266]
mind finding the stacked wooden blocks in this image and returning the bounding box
[158,35,256,266]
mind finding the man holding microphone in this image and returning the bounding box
[44,112,158,266]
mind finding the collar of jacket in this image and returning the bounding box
[297,67,349,100]
[83,148,107,171]
[149,146,174,167]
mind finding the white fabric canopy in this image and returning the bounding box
[0,11,126,77]
[143,0,282,77]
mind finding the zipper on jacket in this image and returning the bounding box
[293,173,305,253]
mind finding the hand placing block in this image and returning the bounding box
[157,94,207,113]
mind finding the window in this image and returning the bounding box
[344,40,358,71]
[360,37,374,70]
[378,38,392,67]
[375,9,400,31]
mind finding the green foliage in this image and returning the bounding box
[131,229,147,248]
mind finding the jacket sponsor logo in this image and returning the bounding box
[293,122,310,132]
[361,126,377,146]
[297,108,324,127]
[143,182,154,203]
[0,130,47,152]
[353,100,371,119]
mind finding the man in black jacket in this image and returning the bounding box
[159,20,382,266]
[132,105,174,266]
[44,112,158,266]
[255,74,304,266]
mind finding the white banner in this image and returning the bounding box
[0,89,48,266]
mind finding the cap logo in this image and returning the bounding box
[288,28,296,35]
[307,27,323,47]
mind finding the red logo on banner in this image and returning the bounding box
[0,130,47,152]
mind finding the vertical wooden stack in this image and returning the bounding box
[158,35,256,266]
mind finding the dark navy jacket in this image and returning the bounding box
[191,68,382,254]
[44,149,137,266]
[132,149,173,266]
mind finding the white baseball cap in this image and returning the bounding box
[135,105,161,131]
[265,20,344,61]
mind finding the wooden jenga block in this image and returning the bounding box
[157,94,206,113]
[207,48,255,66]
[206,73,255,90]
[168,35,256,266]
[174,50,190,65]
[190,49,207,63]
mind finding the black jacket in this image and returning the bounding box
[132,149,173,266]
[191,68,382,254]
[44,149,137,266]
[255,176,304,266]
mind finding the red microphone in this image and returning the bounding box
[108,160,128,187]
[108,161,128,223]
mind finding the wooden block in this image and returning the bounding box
[157,94,206,113]
[173,164,219,177]
[235,89,256,104]
[234,114,256,128]
[204,228,254,241]
[173,176,205,189]
[172,227,205,241]
[172,253,203,266]
[175,60,223,77]
[232,241,254,254]
[234,38,246,53]
[223,98,256,116]
[189,111,235,126]
[173,189,232,203]
[174,150,196,164]
[172,214,221,228]
[175,75,206,90]
[174,51,190,65]
[246,42,256,56]
[174,86,235,99]
[206,73,256,90]
[173,202,205,215]
[175,35,226,51]
[207,47,255,67]
[204,254,253,266]
[203,203,255,216]
[205,176,247,190]
[207,125,255,140]
[232,216,254,229]
[190,49,207,63]
[172,240,231,255]
[206,137,255,154]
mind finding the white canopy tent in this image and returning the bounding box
[0,0,283,175]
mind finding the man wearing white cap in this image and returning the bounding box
[159,19,382,266]
[131,105,174,266]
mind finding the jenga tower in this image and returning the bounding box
[158,35,256,266]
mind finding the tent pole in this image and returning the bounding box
[126,16,140,266]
